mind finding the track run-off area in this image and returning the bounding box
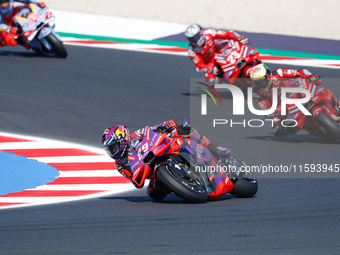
[1,14,340,253]
[0,132,133,209]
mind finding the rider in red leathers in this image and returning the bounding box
[0,0,46,47]
[185,23,249,82]
[101,120,230,201]
[249,64,340,138]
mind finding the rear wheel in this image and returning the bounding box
[315,111,340,142]
[156,161,208,203]
[45,33,68,58]
[230,172,258,198]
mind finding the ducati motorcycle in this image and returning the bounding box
[214,39,262,90]
[275,78,340,141]
[128,126,258,203]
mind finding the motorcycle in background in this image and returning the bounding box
[214,39,262,90]
[275,78,340,141]
[13,3,67,58]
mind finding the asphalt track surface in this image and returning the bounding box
[1,45,340,254]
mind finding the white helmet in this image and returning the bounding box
[185,24,205,47]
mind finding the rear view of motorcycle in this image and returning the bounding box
[13,3,67,58]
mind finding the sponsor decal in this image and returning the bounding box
[223,66,236,73]
[154,135,163,148]
[224,175,229,184]
[149,133,158,147]
[209,173,214,182]
[225,71,234,78]
[146,127,151,142]
[28,13,40,26]
[128,155,136,161]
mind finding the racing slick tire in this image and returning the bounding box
[156,162,209,203]
[230,172,258,198]
[315,111,340,142]
[45,33,68,58]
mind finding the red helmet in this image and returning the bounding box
[101,125,130,160]
[185,24,205,47]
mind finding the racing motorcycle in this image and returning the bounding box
[214,39,262,91]
[12,3,67,58]
[276,78,340,141]
[129,126,258,203]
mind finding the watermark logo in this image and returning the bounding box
[201,84,311,116]
[197,82,222,115]
[198,82,312,128]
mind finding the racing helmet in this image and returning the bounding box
[185,24,205,47]
[101,125,130,160]
[0,0,12,14]
[250,64,273,91]
[0,0,9,6]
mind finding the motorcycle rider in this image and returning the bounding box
[185,23,250,83]
[0,0,46,47]
[101,119,231,201]
[249,64,340,138]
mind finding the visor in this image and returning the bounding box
[105,141,121,158]
[187,32,203,45]
[252,78,270,89]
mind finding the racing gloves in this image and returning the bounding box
[239,37,249,45]
[38,2,46,8]
[154,119,178,135]
[310,74,322,85]
[299,69,322,85]
[163,119,177,131]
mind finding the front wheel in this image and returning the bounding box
[230,172,258,198]
[45,33,68,58]
[156,161,209,203]
[315,111,340,141]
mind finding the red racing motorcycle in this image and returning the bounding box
[214,39,262,91]
[276,78,340,141]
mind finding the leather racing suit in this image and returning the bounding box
[187,29,248,81]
